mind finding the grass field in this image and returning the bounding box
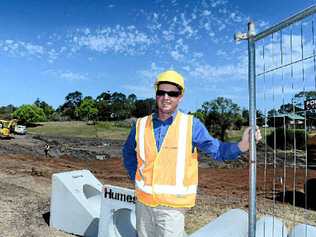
[28,121,274,142]
[28,121,131,140]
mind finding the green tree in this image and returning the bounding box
[12,104,46,124]
[191,109,206,123]
[241,108,265,126]
[0,104,17,119]
[293,90,316,128]
[110,92,130,120]
[75,96,98,121]
[267,108,277,127]
[34,98,55,120]
[256,110,265,126]
[96,91,137,120]
[241,109,249,126]
[127,94,137,116]
[96,91,112,120]
[132,98,156,117]
[127,94,137,104]
[294,90,316,100]
[59,91,82,119]
[201,97,242,141]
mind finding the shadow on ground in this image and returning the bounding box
[274,178,316,211]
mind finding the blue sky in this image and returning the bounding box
[1,0,315,112]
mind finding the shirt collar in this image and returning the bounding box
[153,110,178,122]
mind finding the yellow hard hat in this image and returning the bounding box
[155,70,185,94]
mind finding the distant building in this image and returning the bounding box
[269,113,305,128]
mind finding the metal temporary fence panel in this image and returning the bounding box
[236,5,316,237]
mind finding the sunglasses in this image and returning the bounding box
[156,90,181,97]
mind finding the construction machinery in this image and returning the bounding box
[0,119,17,138]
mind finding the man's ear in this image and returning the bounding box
[178,95,183,103]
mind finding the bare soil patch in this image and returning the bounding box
[0,135,315,236]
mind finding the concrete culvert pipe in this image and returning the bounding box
[289,223,316,237]
[189,209,248,237]
[256,216,288,237]
[98,185,137,237]
[99,210,137,237]
[111,208,136,237]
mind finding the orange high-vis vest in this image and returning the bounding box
[135,112,198,208]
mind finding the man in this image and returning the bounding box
[44,143,50,157]
[123,70,261,237]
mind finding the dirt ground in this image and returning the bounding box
[1,134,316,236]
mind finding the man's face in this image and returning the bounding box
[156,83,183,115]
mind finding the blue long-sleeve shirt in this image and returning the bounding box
[123,113,241,180]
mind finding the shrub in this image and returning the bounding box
[12,104,46,124]
[266,128,305,150]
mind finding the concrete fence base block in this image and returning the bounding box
[50,170,103,237]
[189,209,248,237]
[256,216,288,237]
[289,223,316,237]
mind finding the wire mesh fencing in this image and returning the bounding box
[235,5,316,237]
[236,5,316,237]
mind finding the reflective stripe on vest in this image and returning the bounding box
[136,113,197,196]
[137,116,147,180]
[135,179,197,195]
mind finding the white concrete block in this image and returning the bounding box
[256,216,288,237]
[189,209,248,237]
[98,185,136,237]
[289,223,316,237]
[50,170,102,237]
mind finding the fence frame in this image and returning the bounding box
[235,5,316,237]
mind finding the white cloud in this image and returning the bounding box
[169,38,189,62]
[192,52,203,59]
[60,72,87,81]
[170,50,184,61]
[211,0,226,8]
[201,10,211,16]
[256,85,312,104]
[70,25,154,55]
[0,39,62,63]
[256,33,315,76]
[162,30,175,41]
[124,62,167,98]
[271,86,296,96]
[24,43,44,55]
[178,13,197,38]
[0,40,44,58]
[0,0,270,79]
[121,84,154,99]
[218,23,226,31]
[257,20,269,29]
[189,63,247,80]
[138,62,165,80]
[43,69,88,81]
[216,49,227,57]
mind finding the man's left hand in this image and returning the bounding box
[238,126,262,152]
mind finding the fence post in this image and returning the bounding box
[247,20,257,237]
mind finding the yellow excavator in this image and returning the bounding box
[0,119,17,138]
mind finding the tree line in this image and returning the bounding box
[0,91,255,141]
[1,91,155,124]
[2,90,315,141]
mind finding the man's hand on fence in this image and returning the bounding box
[238,126,262,152]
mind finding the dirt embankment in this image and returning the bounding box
[0,135,316,236]
[0,134,123,160]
